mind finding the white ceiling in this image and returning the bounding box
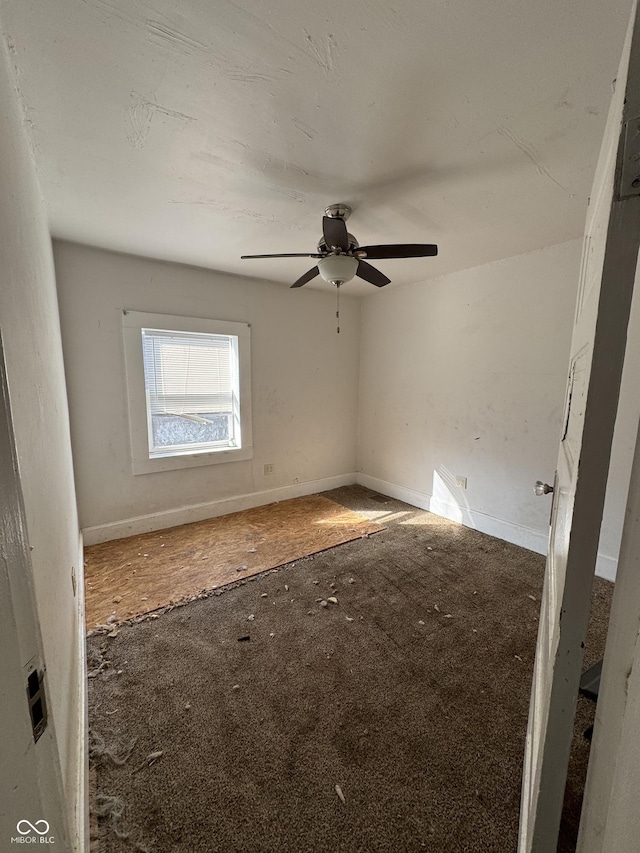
[1,0,633,294]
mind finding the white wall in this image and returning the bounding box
[54,241,360,542]
[0,20,84,850]
[358,240,579,552]
[357,238,640,580]
[55,233,640,577]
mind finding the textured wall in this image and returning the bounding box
[0,18,83,848]
[357,238,640,579]
[358,242,570,549]
[54,240,360,536]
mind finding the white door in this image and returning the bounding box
[518,4,640,850]
[0,336,70,847]
[577,391,640,852]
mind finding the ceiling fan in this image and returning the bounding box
[241,204,438,289]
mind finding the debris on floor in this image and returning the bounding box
[88,661,109,679]
[89,730,137,767]
[132,750,164,775]
[95,794,127,839]
[86,486,611,853]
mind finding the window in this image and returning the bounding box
[142,329,238,454]
[123,311,252,474]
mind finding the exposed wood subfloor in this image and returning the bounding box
[84,494,382,628]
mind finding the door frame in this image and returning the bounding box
[578,305,640,849]
[518,3,640,848]
[0,331,72,848]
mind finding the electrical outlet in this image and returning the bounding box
[456,475,467,489]
[264,463,274,476]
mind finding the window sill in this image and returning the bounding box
[132,444,253,475]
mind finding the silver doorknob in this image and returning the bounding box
[534,480,554,496]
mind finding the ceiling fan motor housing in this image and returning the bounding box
[317,233,358,254]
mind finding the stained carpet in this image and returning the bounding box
[87,487,612,852]
[84,494,383,628]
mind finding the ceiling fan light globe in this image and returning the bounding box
[317,254,358,285]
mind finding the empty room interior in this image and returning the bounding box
[3,0,640,851]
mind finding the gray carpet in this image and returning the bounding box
[87,486,612,852]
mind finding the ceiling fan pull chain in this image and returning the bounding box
[336,282,341,334]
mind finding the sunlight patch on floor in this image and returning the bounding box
[316,509,412,524]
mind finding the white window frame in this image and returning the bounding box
[123,310,252,475]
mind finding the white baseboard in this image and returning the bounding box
[356,473,617,581]
[357,473,433,513]
[82,473,358,545]
[357,472,548,553]
[595,552,618,583]
[82,470,619,581]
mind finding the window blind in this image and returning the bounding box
[142,329,235,415]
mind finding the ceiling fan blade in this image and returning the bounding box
[322,216,349,252]
[241,253,323,259]
[290,266,320,288]
[356,260,391,288]
[355,244,438,260]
